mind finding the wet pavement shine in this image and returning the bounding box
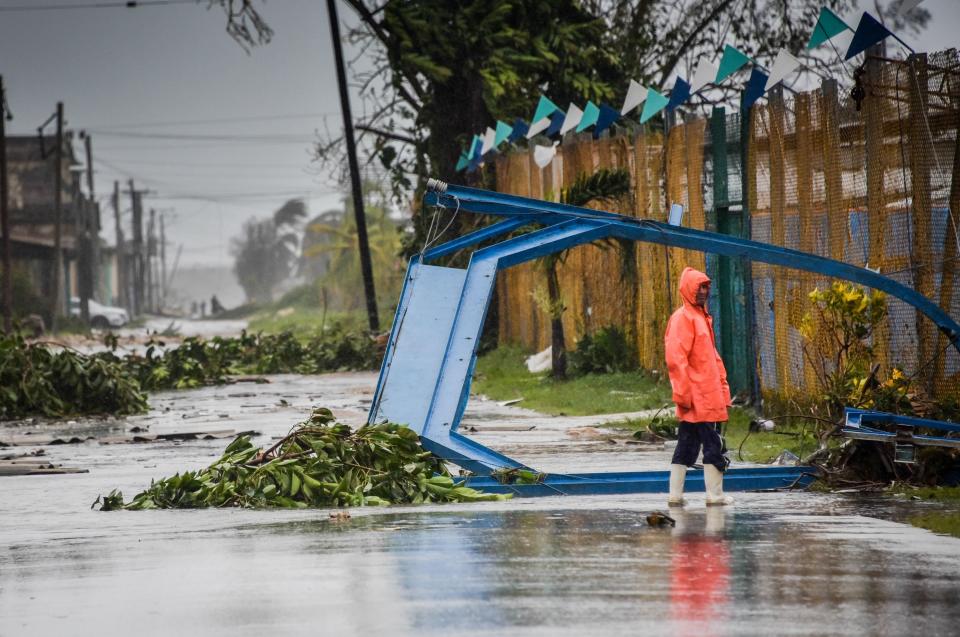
[2,372,960,636]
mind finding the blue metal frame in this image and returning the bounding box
[842,408,960,451]
[367,182,958,496]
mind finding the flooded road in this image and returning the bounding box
[2,373,959,636]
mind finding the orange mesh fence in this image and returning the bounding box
[491,51,960,401]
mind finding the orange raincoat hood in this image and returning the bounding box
[664,267,731,422]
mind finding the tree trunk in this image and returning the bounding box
[546,259,566,379]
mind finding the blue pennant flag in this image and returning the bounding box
[593,103,620,139]
[545,109,565,138]
[666,77,691,112]
[742,68,768,110]
[469,135,483,160]
[508,118,529,143]
[455,152,469,172]
[845,12,893,60]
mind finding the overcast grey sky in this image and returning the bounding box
[1,0,958,269]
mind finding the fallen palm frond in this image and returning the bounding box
[94,408,510,510]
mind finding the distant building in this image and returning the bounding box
[1,133,104,322]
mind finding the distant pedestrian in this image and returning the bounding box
[200,301,207,318]
[665,267,733,507]
[210,295,224,315]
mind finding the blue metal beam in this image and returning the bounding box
[845,408,960,434]
[423,182,960,352]
[462,466,815,497]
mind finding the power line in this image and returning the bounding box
[90,130,311,142]
[85,112,334,129]
[0,0,196,11]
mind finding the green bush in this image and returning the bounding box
[568,326,636,376]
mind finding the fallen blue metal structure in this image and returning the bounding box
[368,180,960,497]
[843,408,960,463]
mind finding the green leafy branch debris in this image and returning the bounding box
[93,408,511,510]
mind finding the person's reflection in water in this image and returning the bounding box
[669,508,731,635]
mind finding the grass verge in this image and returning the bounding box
[608,408,816,464]
[472,346,670,416]
[247,308,364,339]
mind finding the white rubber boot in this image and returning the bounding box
[668,464,687,506]
[704,464,734,506]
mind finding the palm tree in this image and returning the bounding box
[542,168,631,378]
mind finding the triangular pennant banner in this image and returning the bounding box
[545,110,565,138]
[480,126,496,155]
[716,45,751,84]
[533,142,558,168]
[494,120,513,147]
[576,101,600,133]
[526,116,551,139]
[896,0,924,19]
[455,153,469,172]
[845,12,893,60]
[666,77,691,112]
[469,135,482,160]
[532,95,562,124]
[807,7,851,49]
[560,103,584,136]
[691,59,718,93]
[765,50,801,91]
[742,68,768,110]
[621,80,648,116]
[508,118,529,143]
[640,87,669,123]
[593,103,620,139]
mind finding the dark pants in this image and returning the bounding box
[671,421,728,472]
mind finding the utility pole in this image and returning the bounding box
[159,211,167,308]
[83,133,100,303]
[77,132,95,322]
[326,0,379,331]
[147,208,156,313]
[112,180,126,309]
[50,102,64,331]
[0,76,11,333]
[128,179,144,316]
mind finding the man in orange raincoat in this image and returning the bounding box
[664,267,734,506]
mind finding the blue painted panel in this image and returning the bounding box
[369,263,467,433]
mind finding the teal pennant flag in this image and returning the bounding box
[532,95,561,124]
[455,153,469,172]
[640,88,669,124]
[807,7,851,49]
[576,101,600,133]
[494,120,513,147]
[716,45,751,83]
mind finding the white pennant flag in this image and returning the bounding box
[560,103,584,136]
[830,29,855,56]
[621,80,647,115]
[765,50,802,91]
[690,59,718,93]
[480,126,496,155]
[896,0,924,19]
[533,142,558,168]
[526,116,551,139]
